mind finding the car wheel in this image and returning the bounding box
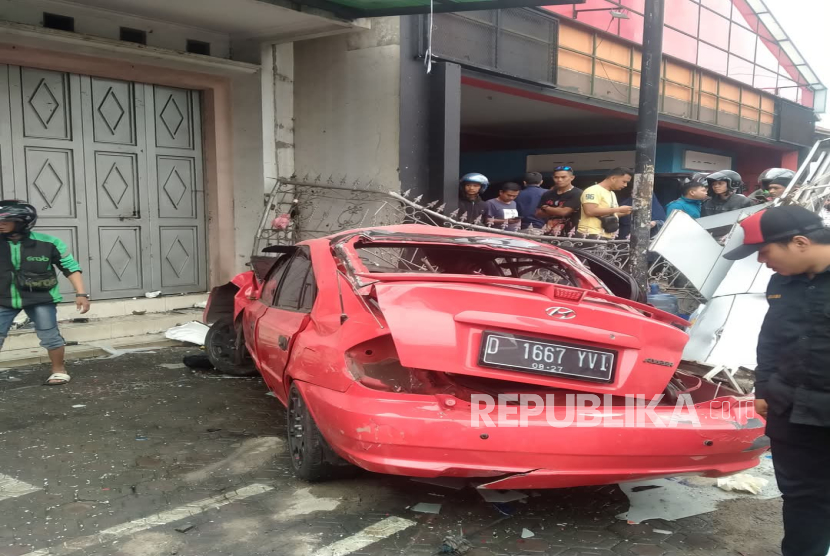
[205,316,257,376]
[287,383,355,481]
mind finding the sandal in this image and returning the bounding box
[44,373,71,386]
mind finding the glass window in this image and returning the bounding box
[755,37,779,72]
[618,11,644,43]
[620,0,645,11]
[801,87,814,109]
[754,65,778,91]
[697,42,728,75]
[700,8,730,50]
[664,0,698,35]
[275,250,312,310]
[701,0,731,16]
[731,5,756,31]
[729,23,756,61]
[663,28,698,65]
[728,55,754,86]
[299,269,318,312]
[260,256,290,306]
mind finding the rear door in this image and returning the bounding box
[243,254,289,370]
[256,248,317,391]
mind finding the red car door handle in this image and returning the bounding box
[278,335,289,350]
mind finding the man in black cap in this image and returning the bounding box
[724,205,830,556]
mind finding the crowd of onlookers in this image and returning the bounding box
[457,165,808,239]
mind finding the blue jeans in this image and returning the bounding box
[0,304,65,351]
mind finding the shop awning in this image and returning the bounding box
[287,0,584,18]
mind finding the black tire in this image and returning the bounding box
[287,383,356,481]
[205,316,257,376]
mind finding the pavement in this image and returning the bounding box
[0,347,785,556]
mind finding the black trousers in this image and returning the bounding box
[766,411,830,556]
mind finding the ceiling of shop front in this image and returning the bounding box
[461,84,637,138]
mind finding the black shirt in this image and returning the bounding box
[537,187,583,235]
[756,269,830,427]
[701,193,752,217]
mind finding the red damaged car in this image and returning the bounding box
[203,225,767,489]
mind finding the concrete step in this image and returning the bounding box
[0,309,204,367]
[0,333,188,368]
[54,293,207,321]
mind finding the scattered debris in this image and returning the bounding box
[411,502,442,514]
[174,524,195,533]
[135,435,148,441]
[619,458,781,523]
[717,474,769,495]
[165,322,209,346]
[71,404,86,409]
[159,363,187,370]
[194,301,208,309]
[145,291,162,299]
[618,479,718,523]
[72,318,89,323]
[411,477,467,490]
[132,310,147,316]
[653,529,673,535]
[65,341,79,346]
[206,428,222,433]
[521,528,534,539]
[476,489,528,503]
[88,344,158,359]
[183,353,213,370]
[439,534,472,554]
[265,391,277,398]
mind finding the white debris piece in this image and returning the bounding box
[521,529,534,539]
[165,321,210,346]
[476,488,528,503]
[145,291,162,298]
[717,474,769,495]
[194,301,208,309]
[71,404,86,409]
[410,502,442,514]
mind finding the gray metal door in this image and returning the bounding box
[0,65,207,300]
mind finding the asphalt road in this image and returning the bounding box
[0,348,784,556]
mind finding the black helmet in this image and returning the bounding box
[706,170,744,191]
[0,200,38,234]
[758,168,794,187]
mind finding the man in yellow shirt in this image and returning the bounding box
[577,167,633,239]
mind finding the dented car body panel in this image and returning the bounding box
[207,224,767,488]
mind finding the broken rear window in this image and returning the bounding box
[354,244,584,288]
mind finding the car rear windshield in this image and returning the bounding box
[354,244,585,288]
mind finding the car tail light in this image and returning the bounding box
[345,336,451,394]
[554,285,584,302]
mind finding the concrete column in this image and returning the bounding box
[428,61,461,206]
[262,43,295,192]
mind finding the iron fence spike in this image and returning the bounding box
[436,203,446,213]
[401,189,412,198]
[449,209,459,219]
[413,194,424,204]
[425,199,439,209]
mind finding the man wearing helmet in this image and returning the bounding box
[750,168,796,205]
[457,173,489,223]
[701,170,752,217]
[0,201,89,385]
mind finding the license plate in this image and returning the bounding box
[479,331,616,382]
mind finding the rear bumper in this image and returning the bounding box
[296,381,768,489]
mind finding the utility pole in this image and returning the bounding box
[630,0,665,294]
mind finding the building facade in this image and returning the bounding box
[0,0,822,301]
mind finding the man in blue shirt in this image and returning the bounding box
[516,172,546,231]
[665,181,708,219]
[485,183,522,231]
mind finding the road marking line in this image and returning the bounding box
[0,473,41,503]
[312,516,417,556]
[20,483,274,556]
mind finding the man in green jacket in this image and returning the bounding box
[0,201,90,385]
